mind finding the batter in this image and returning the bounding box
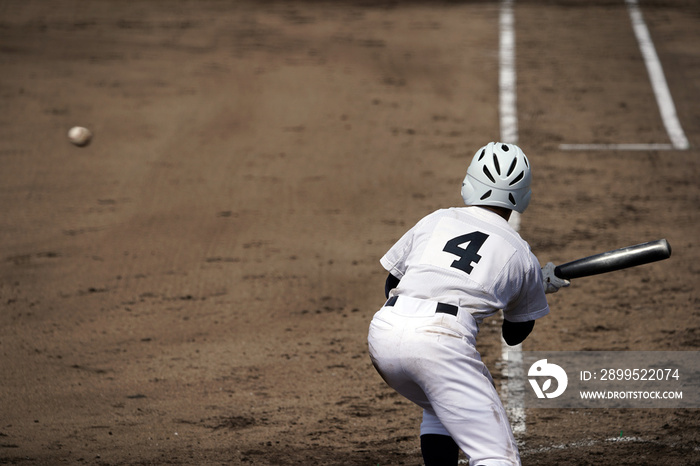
[367,142,569,466]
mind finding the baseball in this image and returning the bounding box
[67,126,93,147]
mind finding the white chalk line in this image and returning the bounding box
[520,436,700,456]
[457,436,700,463]
[561,0,689,151]
[560,143,675,151]
[498,0,527,438]
[499,0,518,145]
[627,0,689,150]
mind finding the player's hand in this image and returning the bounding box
[541,262,570,294]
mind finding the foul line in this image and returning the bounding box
[561,0,689,151]
[499,0,526,437]
[499,0,518,145]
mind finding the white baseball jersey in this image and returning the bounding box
[380,206,549,325]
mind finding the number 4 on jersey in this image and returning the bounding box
[443,231,489,274]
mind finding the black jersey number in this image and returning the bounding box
[443,231,489,274]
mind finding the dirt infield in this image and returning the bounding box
[1,1,698,464]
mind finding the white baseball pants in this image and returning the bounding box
[367,296,520,466]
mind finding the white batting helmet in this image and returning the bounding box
[460,142,532,213]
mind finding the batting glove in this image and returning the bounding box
[541,262,570,294]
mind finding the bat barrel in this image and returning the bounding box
[554,239,671,280]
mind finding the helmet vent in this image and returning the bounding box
[483,166,496,183]
[478,149,486,161]
[507,158,517,176]
[501,144,510,152]
[493,154,501,175]
[509,193,516,205]
[509,171,524,186]
[480,190,492,200]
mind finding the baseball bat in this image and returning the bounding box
[554,239,671,280]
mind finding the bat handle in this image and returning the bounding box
[554,266,566,279]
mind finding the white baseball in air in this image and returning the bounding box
[67,126,93,147]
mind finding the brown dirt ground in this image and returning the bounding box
[1,1,698,464]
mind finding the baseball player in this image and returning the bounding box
[367,142,569,466]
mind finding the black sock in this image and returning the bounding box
[420,434,459,466]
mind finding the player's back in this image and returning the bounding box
[382,206,537,323]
